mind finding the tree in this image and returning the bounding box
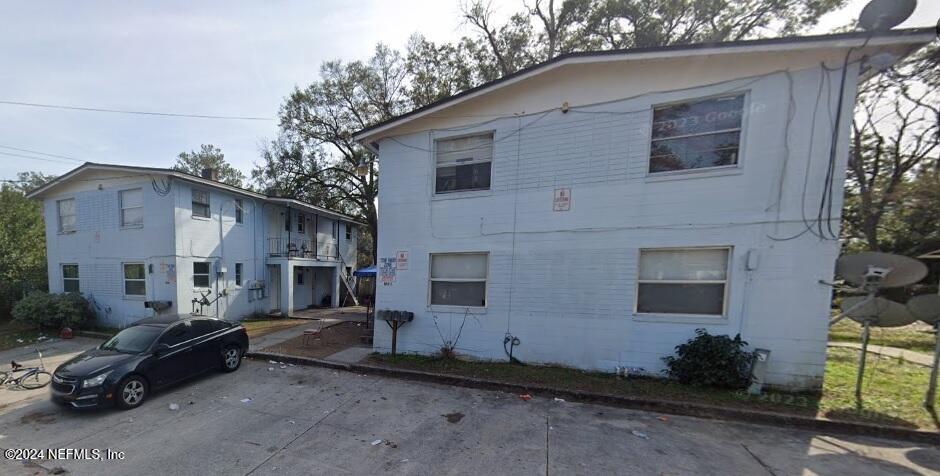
[173,144,246,187]
[0,172,54,320]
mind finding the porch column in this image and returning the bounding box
[331,264,341,308]
[282,262,294,316]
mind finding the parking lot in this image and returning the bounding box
[0,343,938,475]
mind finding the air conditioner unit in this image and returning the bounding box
[215,262,227,274]
[248,280,265,290]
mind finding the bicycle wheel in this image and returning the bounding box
[19,371,52,389]
[0,371,8,385]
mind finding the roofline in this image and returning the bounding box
[353,27,936,143]
[25,162,365,225]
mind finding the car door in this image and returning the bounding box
[189,319,223,372]
[149,321,198,387]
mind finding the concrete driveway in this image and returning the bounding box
[0,358,937,475]
[0,337,103,412]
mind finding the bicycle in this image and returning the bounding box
[0,348,52,390]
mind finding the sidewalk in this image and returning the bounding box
[828,342,934,367]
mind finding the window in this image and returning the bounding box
[62,264,79,293]
[298,213,305,233]
[159,321,194,347]
[234,199,243,224]
[235,263,243,287]
[285,212,291,231]
[345,223,352,241]
[435,133,493,193]
[193,262,211,288]
[649,94,744,173]
[192,189,210,218]
[296,269,304,285]
[429,253,487,307]
[636,247,730,316]
[123,263,146,296]
[119,188,143,227]
[57,198,76,233]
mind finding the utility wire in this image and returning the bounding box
[0,150,81,165]
[0,99,273,121]
[0,144,84,162]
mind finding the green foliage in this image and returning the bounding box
[173,144,246,187]
[11,291,93,329]
[662,329,755,389]
[0,172,51,320]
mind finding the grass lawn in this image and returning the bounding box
[241,317,309,339]
[369,346,940,430]
[829,319,936,353]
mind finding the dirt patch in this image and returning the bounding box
[261,321,370,359]
[20,410,56,425]
[443,412,464,423]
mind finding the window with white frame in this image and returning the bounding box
[298,213,305,233]
[119,188,143,227]
[435,133,493,193]
[123,263,146,296]
[636,247,730,316]
[192,189,210,218]
[234,199,243,224]
[429,253,487,307]
[193,262,211,288]
[649,94,744,173]
[234,263,243,287]
[62,264,79,293]
[345,223,352,241]
[57,198,76,233]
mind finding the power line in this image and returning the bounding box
[0,150,81,165]
[0,144,84,162]
[0,99,274,121]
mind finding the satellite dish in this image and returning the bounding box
[859,0,917,31]
[908,294,940,324]
[841,296,917,327]
[836,252,927,288]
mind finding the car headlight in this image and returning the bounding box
[82,371,111,388]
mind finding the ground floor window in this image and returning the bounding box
[296,269,304,285]
[193,262,211,288]
[429,252,487,307]
[62,264,79,293]
[235,263,243,287]
[636,247,730,316]
[123,263,146,296]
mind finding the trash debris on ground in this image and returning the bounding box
[168,403,179,411]
[518,394,532,401]
[442,412,464,423]
[371,439,383,446]
[240,398,252,403]
[279,365,287,369]
[269,360,278,364]
[267,367,274,371]
[553,398,566,403]
[631,430,650,440]
[16,339,23,343]
[657,416,669,422]
[287,420,295,425]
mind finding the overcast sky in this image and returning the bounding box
[1,0,937,182]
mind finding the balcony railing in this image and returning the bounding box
[267,237,338,259]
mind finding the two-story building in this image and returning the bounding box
[354,29,935,390]
[27,163,362,327]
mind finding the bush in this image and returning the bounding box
[662,328,756,389]
[11,291,93,329]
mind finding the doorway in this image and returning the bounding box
[268,265,281,313]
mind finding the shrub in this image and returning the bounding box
[662,328,756,389]
[11,291,93,329]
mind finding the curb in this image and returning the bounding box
[73,330,114,339]
[246,350,940,445]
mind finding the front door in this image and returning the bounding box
[268,265,281,312]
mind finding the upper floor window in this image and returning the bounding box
[192,189,210,218]
[193,262,211,288]
[649,94,744,174]
[57,198,76,233]
[62,264,79,293]
[234,199,243,224]
[435,133,493,194]
[123,263,146,296]
[298,213,305,233]
[429,252,487,307]
[345,223,352,241]
[636,247,730,316]
[119,188,143,228]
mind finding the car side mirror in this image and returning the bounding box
[153,343,171,355]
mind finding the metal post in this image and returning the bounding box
[926,323,940,408]
[391,321,399,356]
[856,320,871,401]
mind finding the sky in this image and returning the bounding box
[1,0,937,183]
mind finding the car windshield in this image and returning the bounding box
[100,326,164,354]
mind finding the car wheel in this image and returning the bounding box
[117,376,147,410]
[222,346,242,372]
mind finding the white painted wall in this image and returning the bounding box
[373,59,861,390]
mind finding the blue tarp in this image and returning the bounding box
[353,266,377,277]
